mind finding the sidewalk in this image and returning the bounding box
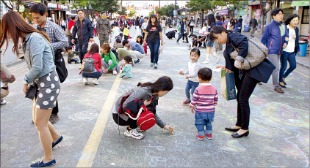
[192,27,309,68]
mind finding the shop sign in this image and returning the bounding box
[48,3,57,9]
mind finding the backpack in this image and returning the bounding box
[118,94,156,131]
[230,37,268,70]
[81,54,95,73]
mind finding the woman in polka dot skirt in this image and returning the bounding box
[0,11,62,167]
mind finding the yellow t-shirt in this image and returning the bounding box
[123,28,129,36]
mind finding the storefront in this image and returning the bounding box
[47,3,68,25]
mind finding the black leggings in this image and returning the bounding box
[112,113,137,129]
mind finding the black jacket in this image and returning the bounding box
[224,32,275,83]
[72,18,94,42]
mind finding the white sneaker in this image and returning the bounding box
[92,79,99,85]
[113,70,117,75]
[0,99,7,105]
[83,78,89,85]
[124,129,144,140]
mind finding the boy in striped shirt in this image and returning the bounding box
[190,68,218,140]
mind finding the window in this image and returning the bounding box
[302,6,309,24]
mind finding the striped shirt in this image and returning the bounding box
[37,20,68,51]
[190,83,218,113]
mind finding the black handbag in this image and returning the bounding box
[25,84,38,100]
[54,49,68,83]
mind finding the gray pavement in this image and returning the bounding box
[1,26,309,167]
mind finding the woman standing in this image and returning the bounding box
[0,11,62,167]
[143,15,164,69]
[279,14,300,88]
[202,14,215,64]
[210,26,275,138]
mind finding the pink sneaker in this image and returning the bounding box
[196,134,204,141]
[205,133,212,140]
[183,99,191,105]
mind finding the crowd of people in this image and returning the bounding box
[0,2,304,166]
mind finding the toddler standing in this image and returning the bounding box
[121,56,133,79]
[190,68,218,140]
[179,48,202,105]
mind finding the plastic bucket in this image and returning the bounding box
[298,42,308,57]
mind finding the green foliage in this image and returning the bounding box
[117,7,127,15]
[186,0,214,12]
[156,4,179,17]
[90,0,118,13]
[128,10,136,18]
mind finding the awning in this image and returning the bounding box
[291,1,310,6]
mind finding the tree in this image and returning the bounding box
[186,0,215,27]
[117,7,127,15]
[1,0,23,12]
[259,0,277,32]
[90,0,118,14]
[156,4,179,17]
[128,10,136,18]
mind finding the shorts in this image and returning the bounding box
[34,70,60,109]
[206,40,214,47]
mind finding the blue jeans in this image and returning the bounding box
[82,71,102,79]
[185,80,199,100]
[195,112,214,135]
[279,51,296,82]
[148,40,160,64]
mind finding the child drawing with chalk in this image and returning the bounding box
[113,76,174,139]
[190,68,218,141]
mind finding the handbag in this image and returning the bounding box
[0,63,16,83]
[230,37,268,70]
[25,84,38,100]
[54,49,68,83]
[221,69,237,101]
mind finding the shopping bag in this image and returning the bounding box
[221,69,236,100]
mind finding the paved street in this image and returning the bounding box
[1,26,309,167]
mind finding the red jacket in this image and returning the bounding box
[68,20,75,31]
[83,53,102,72]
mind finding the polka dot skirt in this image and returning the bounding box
[34,70,60,109]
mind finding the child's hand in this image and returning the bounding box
[185,75,190,79]
[102,68,108,74]
[179,70,184,75]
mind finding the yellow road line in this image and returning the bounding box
[295,69,309,78]
[76,75,122,167]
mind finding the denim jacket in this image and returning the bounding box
[23,32,55,84]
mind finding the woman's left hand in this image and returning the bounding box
[23,84,29,95]
[164,125,174,134]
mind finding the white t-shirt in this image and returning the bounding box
[141,22,148,30]
[283,26,296,53]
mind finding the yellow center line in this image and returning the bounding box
[295,69,310,78]
[76,75,122,167]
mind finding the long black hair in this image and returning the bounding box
[147,14,160,27]
[137,76,173,93]
[209,25,229,42]
[207,14,215,27]
[284,14,299,25]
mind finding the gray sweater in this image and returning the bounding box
[114,86,166,128]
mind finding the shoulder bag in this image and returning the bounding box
[230,37,268,70]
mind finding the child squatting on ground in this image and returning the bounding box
[120,56,133,79]
[179,48,202,105]
[190,68,218,140]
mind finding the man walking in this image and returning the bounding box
[97,12,111,46]
[72,10,94,64]
[249,16,258,37]
[30,3,68,124]
[261,8,285,93]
